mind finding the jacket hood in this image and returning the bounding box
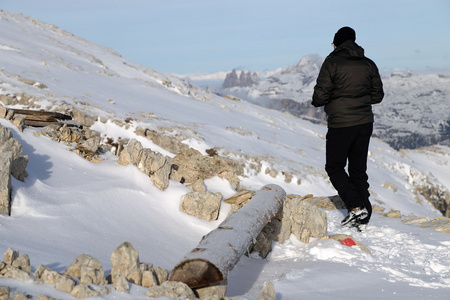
[330,40,365,59]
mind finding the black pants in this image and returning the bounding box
[325,123,373,219]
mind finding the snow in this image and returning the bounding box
[1,10,450,299]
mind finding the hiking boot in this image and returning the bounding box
[341,207,369,227]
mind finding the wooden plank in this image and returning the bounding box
[169,184,286,288]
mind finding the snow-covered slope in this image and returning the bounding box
[1,10,450,299]
[216,56,450,150]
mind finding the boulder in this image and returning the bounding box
[118,138,142,166]
[110,242,142,287]
[261,197,327,244]
[64,254,106,285]
[138,149,172,190]
[180,191,222,221]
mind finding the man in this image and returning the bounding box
[312,26,384,227]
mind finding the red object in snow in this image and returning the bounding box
[340,238,357,247]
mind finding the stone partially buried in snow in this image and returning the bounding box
[170,148,242,188]
[180,191,222,221]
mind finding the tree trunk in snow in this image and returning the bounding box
[169,184,286,288]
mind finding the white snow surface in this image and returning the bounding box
[1,10,450,299]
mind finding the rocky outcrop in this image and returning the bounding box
[222,69,260,89]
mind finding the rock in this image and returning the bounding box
[0,152,12,215]
[5,109,14,120]
[142,128,189,155]
[402,216,430,224]
[250,230,272,259]
[1,266,32,281]
[302,195,346,210]
[154,267,169,285]
[224,190,254,205]
[263,198,327,244]
[150,153,172,191]
[70,284,102,299]
[372,204,385,212]
[64,254,106,285]
[9,292,29,300]
[170,148,242,187]
[194,279,228,300]
[110,242,142,286]
[384,210,401,218]
[142,269,159,288]
[0,136,28,182]
[70,108,96,127]
[11,254,31,273]
[257,281,276,300]
[290,202,328,243]
[0,286,10,300]
[112,275,129,292]
[186,179,207,193]
[39,268,76,293]
[12,114,26,132]
[383,181,398,192]
[3,248,19,265]
[180,191,222,221]
[146,281,196,300]
[418,217,450,233]
[0,105,7,118]
[118,138,143,166]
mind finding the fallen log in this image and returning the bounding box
[12,109,72,121]
[169,184,286,288]
[6,108,80,128]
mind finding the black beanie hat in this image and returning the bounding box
[333,27,356,46]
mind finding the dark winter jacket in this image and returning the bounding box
[312,40,384,128]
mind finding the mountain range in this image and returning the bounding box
[213,56,450,150]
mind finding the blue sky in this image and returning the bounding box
[2,0,450,74]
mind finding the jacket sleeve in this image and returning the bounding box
[312,60,334,107]
[369,60,384,104]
